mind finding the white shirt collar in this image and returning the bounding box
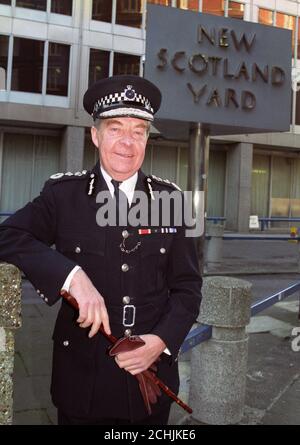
[100,165,138,206]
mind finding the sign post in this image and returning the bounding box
[188,124,210,268]
[145,4,292,270]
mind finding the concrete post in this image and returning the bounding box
[189,276,252,424]
[0,264,22,425]
[60,126,85,172]
[205,224,224,268]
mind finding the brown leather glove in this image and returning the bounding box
[108,335,161,415]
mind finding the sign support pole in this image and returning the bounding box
[188,123,210,274]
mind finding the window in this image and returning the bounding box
[0,134,60,216]
[116,0,143,28]
[228,1,244,20]
[0,0,11,5]
[202,0,225,16]
[258,8,274,26]
[0,35,9,90]
[176,0,199,11]
[113,53,140,75]
[16,0,46,11]
[147,0,172,5]
[46,42,70,96]
[251,155,270,217]
[92,0,112,22]
[295,87,300,125]
[12,37,44,93]
[51,0,73,16]
[89,49,110,86]
[276,12,296,55]
[297,18,300,59]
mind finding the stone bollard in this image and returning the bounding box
[205,224,224,268]
[0,264,22,425]
[189,276,252,424]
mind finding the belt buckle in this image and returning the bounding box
[123,304,136,327]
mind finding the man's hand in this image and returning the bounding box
[114,334,166,375]
[69,268,111,338]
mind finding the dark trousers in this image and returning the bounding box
[57,406,170,426]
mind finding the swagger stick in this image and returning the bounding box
[60,290,192,414]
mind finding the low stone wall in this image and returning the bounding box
[0,263,22,425]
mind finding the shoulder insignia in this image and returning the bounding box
[149,175,182,191]
[49,170,89,180]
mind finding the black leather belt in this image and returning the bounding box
[122,304,136,327]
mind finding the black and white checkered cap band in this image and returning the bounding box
[92,91,154,118]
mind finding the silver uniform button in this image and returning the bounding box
[40,294,44,299]
[124,329,132,337]
[122,230,129,239]
[160,248,166,254]
[44,297,49,303]
[123,296,130,305]
[122,263,129,272]
[63,341,69,347]
[75,246,81,254]
[37,289,40,294]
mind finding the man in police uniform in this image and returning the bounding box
[0,75,202,425]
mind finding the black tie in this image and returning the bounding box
[111,179,128,226]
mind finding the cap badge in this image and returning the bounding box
[124,85,136,101]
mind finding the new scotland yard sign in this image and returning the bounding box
[145,4,292,135]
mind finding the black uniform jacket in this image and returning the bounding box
[0,162,202,421]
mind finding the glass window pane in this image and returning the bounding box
[0,35,9,90]
[295,88,300,125]
[0,0,11,5]
[276,13,295,55]
[147,0,172,5]
[251,155,270,217]
[176,0,198,11]
[16,0,46,11]
[89,49,110,86]
[152,145,177,183]
[46,42,70,96]
[92,0,112,22]
[291,159,300,217]
[271,157,291,223]
[298,18,300,59]
[202,0,224,16]
[51,0,73,16]
[0,134,60,216]
[84,138,98,170]
[12,37,44,93]
[258,8,273,26]
[228,1,244,20]
[116,0,142,28]
[207,149,226,217]
[142,144,152,175]
[113,52,140,75]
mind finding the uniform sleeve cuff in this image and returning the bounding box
[61,265,82,292]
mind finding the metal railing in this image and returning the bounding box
[259,217,300,231]
[206,216,226,224]
[180,281,300,353]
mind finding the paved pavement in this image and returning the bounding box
[12,237,300,425]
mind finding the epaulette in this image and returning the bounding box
[49,170,89,181]
[148,174,182,191]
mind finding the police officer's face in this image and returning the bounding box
[91,117,149,181]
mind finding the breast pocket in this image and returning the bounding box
[56,232,105,256]
[56,231,106,275]
[139,236,172,295]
